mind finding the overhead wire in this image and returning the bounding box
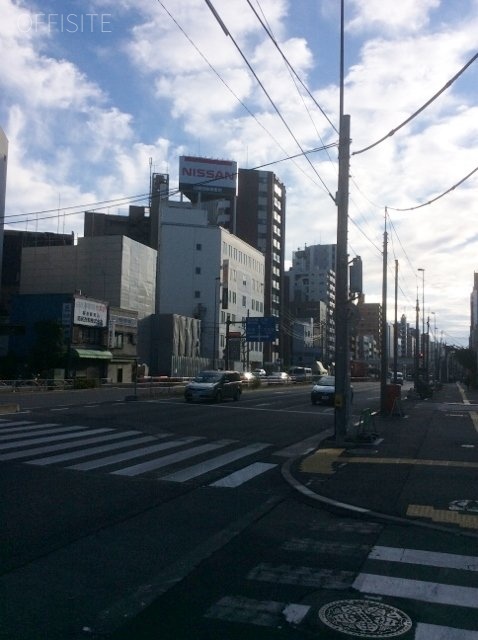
[246,0,338,135]
[204,0,336,202]
[387,163,478,212]
[353,51,478,156]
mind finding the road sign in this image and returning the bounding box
[245,317,277,342]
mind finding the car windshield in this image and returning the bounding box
[194,372,222,383]
[317,376,335,387]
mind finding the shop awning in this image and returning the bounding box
[72,349,113,360]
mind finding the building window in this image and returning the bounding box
[194,291,201,298]
[195,267,201,274]
[196,243,202,250]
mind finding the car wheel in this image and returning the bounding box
[233,390,241,401]
[311,397,317,405]
[215,391,223,403]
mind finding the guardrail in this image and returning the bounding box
[0,379,76,392]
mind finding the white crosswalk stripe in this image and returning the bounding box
[205,519,478,637]
[0,420,275,487]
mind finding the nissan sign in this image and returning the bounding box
[179,156,237,198]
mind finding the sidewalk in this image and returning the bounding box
[284,382,478,535]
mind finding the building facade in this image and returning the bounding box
[236,169,286,367]
[287,244,337,365]
[19,235,156,365]
[158,205,265,372]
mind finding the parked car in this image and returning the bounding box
[266,371,292,385]
[311,375,354,405]
[184,370,242,403]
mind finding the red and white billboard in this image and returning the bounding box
[179,156,237,197]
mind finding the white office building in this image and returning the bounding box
[159,203,265,370]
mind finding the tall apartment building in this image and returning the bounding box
[287,244,336,364]
[235,169,286,366]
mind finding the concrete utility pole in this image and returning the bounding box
[380,214,388,414]
[334,113,351,443]
[334,0,352,443]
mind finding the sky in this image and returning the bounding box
[1,0,477,347]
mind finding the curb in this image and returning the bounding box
[281,428,478,540]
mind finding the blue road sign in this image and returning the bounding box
[245,316,277,342]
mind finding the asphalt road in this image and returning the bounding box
[4,382,475,639]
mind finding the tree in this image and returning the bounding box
[29,320,66,375]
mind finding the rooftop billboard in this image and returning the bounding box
[179,156,237,198]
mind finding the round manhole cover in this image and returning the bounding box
[318,599,412,637]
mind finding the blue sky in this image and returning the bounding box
[1,0,477,346]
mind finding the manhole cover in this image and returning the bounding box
[318,599,412,637]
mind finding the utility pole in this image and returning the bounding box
[334,113,351,443]
[380,212,388,414]
[393,259,398,382]
[334,0,352,443]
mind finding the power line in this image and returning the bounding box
[246,0,338,135]
[353,51,478,156]
[387,164,478,212]
[205,0,336,202]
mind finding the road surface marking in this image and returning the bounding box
[369,545,478,571]
[161,443,268,482]
[68,436,204,471]
[0,431,168,461]
[27,434,156,465]
[415,622,478,639]
[353,572,478,608]
[209,461,276,487]
[111,439,234,477]
[205,595,310,627]
[407,504,478,530]
[301,448,478,474]
[0,424,83,441]
[0,427,109,450]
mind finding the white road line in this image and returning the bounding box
[353,573,478,608]
[274,434,325,458]
[0,423,59,435]
[68,436,204,471]
[369,546,478,571]
[111,440,235,477]
[0,427,109,450]
[0,425,83,441]
[0,420,36,429]
[248,563,354,588]
[210,462,277,488]
[205,596,309,627]
[27,434,156,465]
[0,431,167,461]
[415,622,478,639]
[162,442,268,483]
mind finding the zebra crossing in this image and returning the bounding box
[204,517,478,638]
[0,418,276,487]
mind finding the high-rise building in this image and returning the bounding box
[287,244,336,364]
[235,169,286,366]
